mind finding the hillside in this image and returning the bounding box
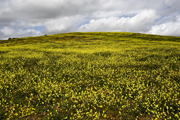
[0,32,180,120]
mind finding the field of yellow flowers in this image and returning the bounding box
[0,32,180,119]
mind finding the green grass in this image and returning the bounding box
[0,32,180,120]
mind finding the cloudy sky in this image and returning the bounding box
[0,0,180,40]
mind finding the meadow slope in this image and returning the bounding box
[0,32,180,120]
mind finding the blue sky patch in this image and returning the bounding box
[23,26,45,32]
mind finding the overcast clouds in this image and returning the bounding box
[0,0,180,40]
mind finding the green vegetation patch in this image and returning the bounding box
[0,32,180,120]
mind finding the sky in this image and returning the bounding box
[0,0,180,40]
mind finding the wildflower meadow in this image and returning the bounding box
[0,32,180,119]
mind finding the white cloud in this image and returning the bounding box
[43,15,84,34]
[0,30,4,36]
[78,9,159,32]
[1,27,15,36]
[17,29,42,36]
[147,13,180,36]
[0,27,42,40]
[0,0,180,40]
[147,22,180,36]
[10,20,45,29]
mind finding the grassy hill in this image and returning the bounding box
[0,32,180,120]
